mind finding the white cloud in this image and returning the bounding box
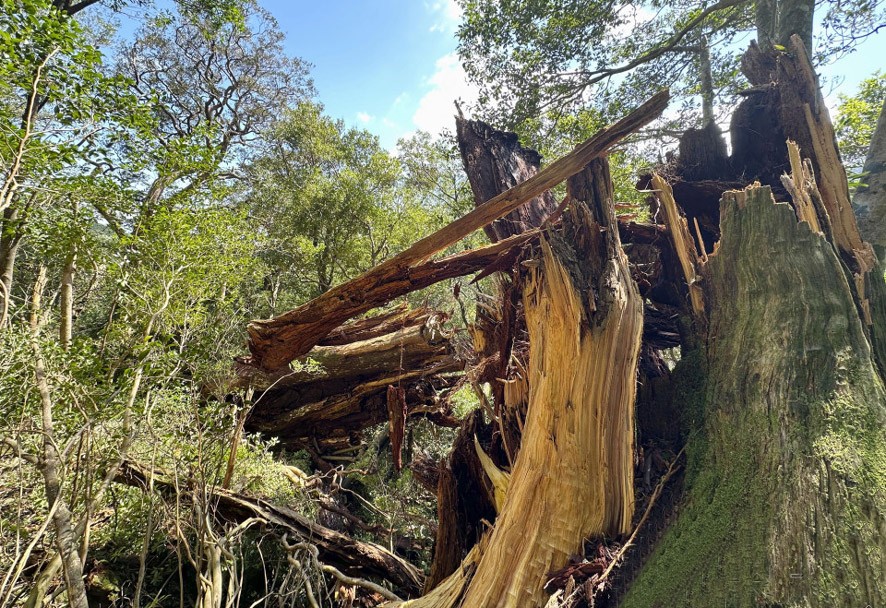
[412,53,478,136]
[611,4,655,38]
[356,111,374,124]
[392,92,409,107]
[428,0,461,33]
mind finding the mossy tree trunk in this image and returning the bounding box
[622,185,886,607]
[623,35,885,607]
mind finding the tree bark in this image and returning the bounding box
[755,0,815,52]
[30,269,89,608]
[59,250,75,348]
[622,184,886,607]
[776,0,815,51]
[0,206,23,328]
[698,36,715,128]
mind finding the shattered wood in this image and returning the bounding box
[406,158,644,608]
[241,306,463,451]
[244,90,669,371]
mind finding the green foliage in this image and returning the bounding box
[457,0,751,134]
[0,1,495,602]
[835,70,886,175]
[0,0,143,195]
[457,0,885,155]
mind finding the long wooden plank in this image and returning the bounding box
[246,90,670,370]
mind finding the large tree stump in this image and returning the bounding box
[622,185,886,607]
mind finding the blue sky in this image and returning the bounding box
[261,0,470,149]
[259,1,883,150]
[113,1,884,151]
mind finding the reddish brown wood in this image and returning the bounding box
[387,385,407,472]
[244,90,669,371]
[242,308,463,451]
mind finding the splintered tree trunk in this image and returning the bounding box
[395,158,643,607]
[456,116,559,242]
[423,118,559,591]
[621,185,886,607]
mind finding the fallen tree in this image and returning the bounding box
[239,306,464,452]
[116,460,424,597]
[236,35,886,605]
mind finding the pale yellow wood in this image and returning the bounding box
[785,140,823,233]
[473,435,510,512]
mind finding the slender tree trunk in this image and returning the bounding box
[777,0,815,51]
[698,36,715,127]
[0,207,23,328]
[755,0,815,52]
[755,0,779,50]
[59,250,75,348]
[29,268,89,608]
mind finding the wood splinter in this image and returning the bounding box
[650,174,705,320]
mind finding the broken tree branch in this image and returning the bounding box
[244,90,669,370]
[116,461,424,596]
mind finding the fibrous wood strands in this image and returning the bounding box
[390,158,643,607]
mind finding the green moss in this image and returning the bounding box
[624,357,886,607]
[622,384,773,607]
[671,347,709,481]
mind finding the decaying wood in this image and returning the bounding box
[116,461,424,597]
[423,411,498,593]
[244,90,669,371]
[650,174,705,320]
[676,122,731,182]
[739,35,875,274]
[242,308,462,451]
[456,117,559,242]
[621,185,886,607]
[781,140,823,233]
[408,451,440,494]
[386,385,407,472]
[771,36,875,272]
